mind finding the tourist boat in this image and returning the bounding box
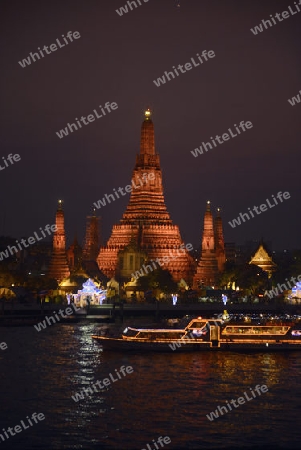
[92,317,301,351]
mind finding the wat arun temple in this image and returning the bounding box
[48,110,227,290]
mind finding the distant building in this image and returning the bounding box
[224,242,236,264]
[249,242,277,278]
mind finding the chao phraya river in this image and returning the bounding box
[1,322,301,449]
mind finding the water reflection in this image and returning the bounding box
[0,325,301,449]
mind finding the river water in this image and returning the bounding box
[1,322,301,449]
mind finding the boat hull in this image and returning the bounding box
[92,336,301,352]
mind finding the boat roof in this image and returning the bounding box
[128,327,185,332]
[126,317,224,333]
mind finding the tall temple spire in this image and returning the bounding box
[48,200,70,283]
[214,207,226,272]
[83,211,101,262]
[122,109,171,225]
[97,110,193,282]
[140,109,155,156]
[193,201,219,288]
[201,201,215,252]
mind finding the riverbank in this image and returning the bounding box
[1,301,300,326]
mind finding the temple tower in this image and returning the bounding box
[67,236,82,271]
[48,200,70,282]
[97,109,193,282]
[83,212,101,262]
[214,208,226,272]
[193,201,219,288]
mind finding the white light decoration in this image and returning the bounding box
[74,278,107,307]
[222,294,228,305]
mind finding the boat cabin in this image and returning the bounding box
[122,327,185,341]
[222,325,290,336]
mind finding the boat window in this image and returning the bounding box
[223,326,290,335]
[136,331,184,340]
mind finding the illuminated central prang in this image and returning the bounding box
[97,109,194,282]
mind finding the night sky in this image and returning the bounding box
[1,0,300,251]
